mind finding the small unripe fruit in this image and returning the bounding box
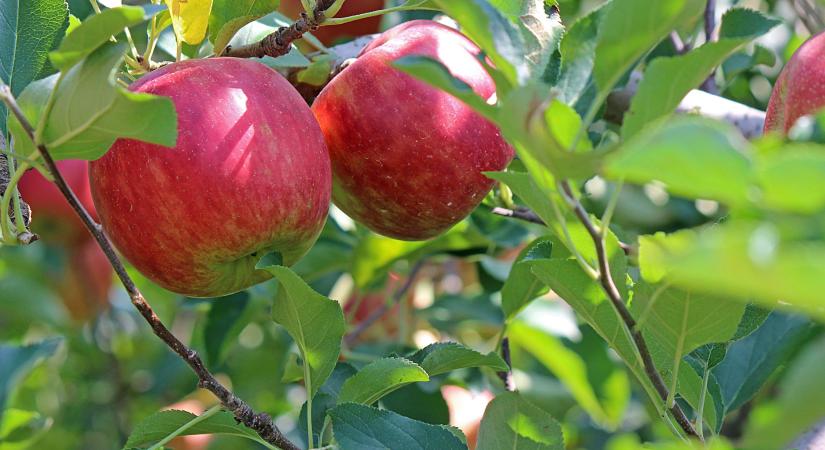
[765,32,825,134]
[90,58,331,298]
[312,20,513,240]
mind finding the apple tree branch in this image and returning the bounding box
[0,84,301,450]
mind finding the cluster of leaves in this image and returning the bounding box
[2,0,825,449]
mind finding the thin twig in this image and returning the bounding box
[793,0,825,34]
[496,337,515,391]
[490,205,635,256]
[558,180,700,440]
[701,0,719,94]
[344,261,424,347]
[222,0,335,58]
[0,84,301,450]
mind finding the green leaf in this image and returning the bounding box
[555,3,606,107]
[510,321,622,428]
[605,117,753,206]
[713,312,812,416]
[476,391,564,450]
[338,358,429,405]
[631,283,745,406]
[203,291,250,366]
[258,264,345,398]
[485,171,556,227]
[742,336,825,449]
[501,237,553,319]
[393,55,496,120]
[296,55,333,87]
[381,383,450,425]
[47,43,176,159]
[330,403,467,450]
[0,338,62,426]
[756,144,825,213]
[622,9,780,139]
[408,342,509,376]
[208,0,280,54]
[639,223,825,320]
[0,0,69,136]
[433,0,528,87]
[49,5,146,71]
[518,0,564,83]
[0,409,51,450]
[594,0,704,97]
[528,258,665,417]
[123,410,265,448]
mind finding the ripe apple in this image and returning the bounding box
[442,385,493,449]
[89,58,331,298]
[280,0,384,45]
[311,20,514,240]
[56,238,114,321]
[765,32,825,134]
[18,159,97,244]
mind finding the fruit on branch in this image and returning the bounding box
[280,0,384,46]
[56,238,114,321]
[312,20,513,240]
[19,160,98,244]
[765,32,825,134]
[89,58,331,298]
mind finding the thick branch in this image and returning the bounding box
[222,0,335,58]
[558,180,701,440]
[0,84,300,450]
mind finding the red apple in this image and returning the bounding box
[89,58,331,298]
[280,0,384,46]
[442,385,493,449]
[18,160,97,244]
[56,238,114,321]
[311,20,513,240]
[765,32,825,134]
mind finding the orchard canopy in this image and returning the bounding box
[3,0,825,449]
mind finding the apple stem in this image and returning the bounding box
[221,0,337,58]
[0,83,302,450]
[557,180,702,441]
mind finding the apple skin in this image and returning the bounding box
[765,32,825,134]
[18,160,98,244]
[280,0,384,45]
[312,20,514,240]
[89,58,331,298]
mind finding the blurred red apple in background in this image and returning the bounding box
[280,0,384,45]
[765,32,825,134]
[90,58,331,298]
[56,238,114,321]
[19,160,113,320]
[442,385,493,449]
[312,20,513,240]
[19,160,97,244]
[164,399,213,450]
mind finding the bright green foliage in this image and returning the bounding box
[476,392,564,450]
